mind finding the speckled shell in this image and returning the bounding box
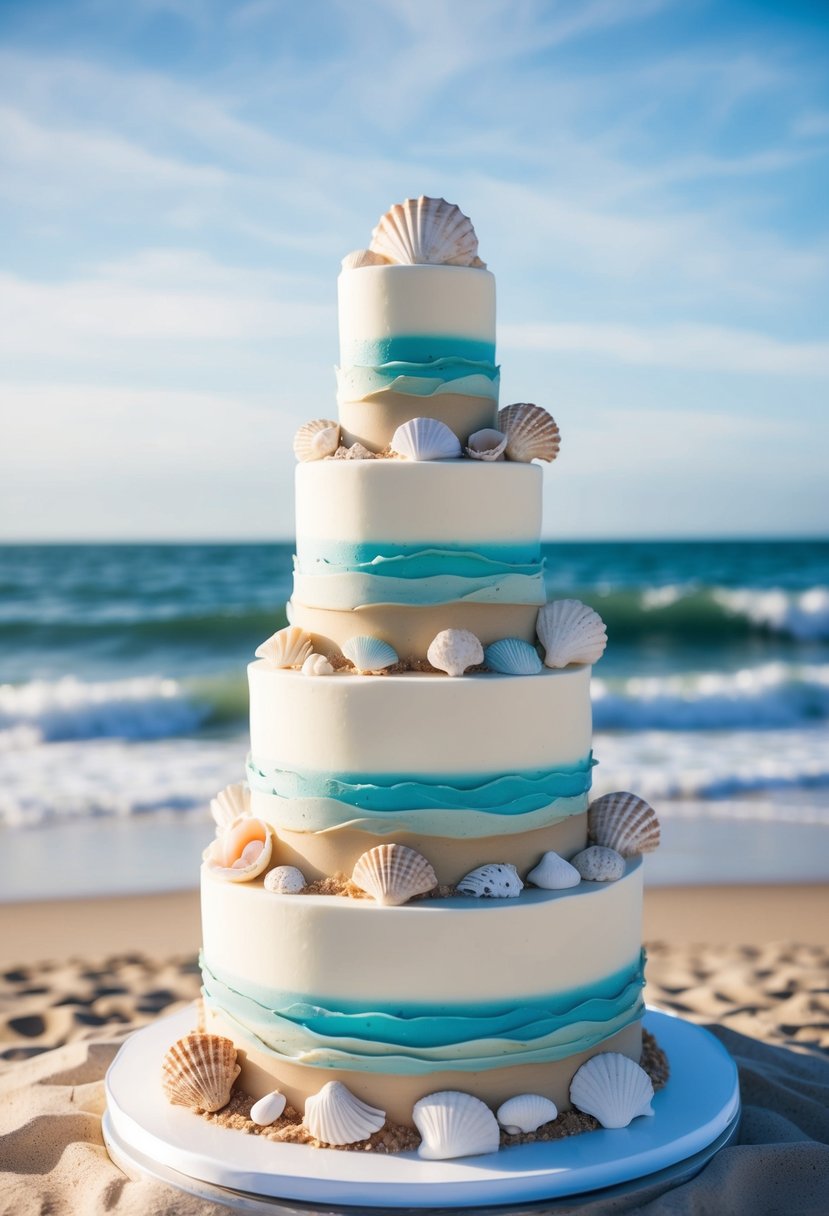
[203,816,273,883]
[250,1090,287,1126]
[588,791,661,857]
[255,626,314,669]
[457,862,523,899]
[571,846,625,883]
[293,418,340,463]
[536,599,607,668]
[302,652,334,676]
[570,1053,654,1129]
[352,843,437,906]
[342,635,398,673]
[264,865,307,894]
[497,403,560,463]
[484,637,543,676]
[427,628,484,676]
[496,1094,558,1134]
[413,1090,500,1160]
[343,442,375,460]
[526,851,581,890]
[341,248,392,269]
[210,783,250,833]
[161,1033,240,1113]
[466,428,507,461]
[370,197,479,267]
[303,1081,386,1146]
[390,416,462,461]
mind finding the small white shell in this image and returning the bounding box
[293,419,340,463]
[161,1033,240,1113]
[210,783,250,833]
[571,846,625,882]
[250,1090,287,1126]
[264,865,307,894]
[427,628,484,677]
[484,637,542,676]
[303,1081,385,1146]
[352,843,437,906]
[570,1053,655,1129]
[536,599,607,668]
[465,428,507,461]
[370,196,479,267]
[588,791,661,857]
[526,851,581,890]
[203,816,273,883]
[341,248,392,269]
[342,635,398,673]
[413,1090,500,1160]
[496,1094,558,1135]
[497,403,560,463]
[302,652,334,677]
[255,626,314,669]
[457,863,523,899]
[390,416,462,462]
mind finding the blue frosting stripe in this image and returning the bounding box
[346,336,496,366]
[294,542,543,581]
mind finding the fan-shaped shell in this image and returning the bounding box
[161,1033,240,1113]
[526,851,581,890]
[341,248,392,269]
[352,843,437,906]
[571,846,625,883]
[250,1090,287,1126]
[457,863,523,899]
[303,1081,386,1145]
[370,196,479,267]
[536,599,607,668]
[390,416,462,461]
[203,816,273,883]
[264,865,307,894]
[302,652,334,676]
[414,1090,500,1160]
[496,1094,558,1135]
[484,637,542,676]
[293,419,340,463]
[210,783,250,833]
[255,626,314,669]
[570,1053,655,1129]
[466,428,507,461]
[427,628,483,676]
[588,791,661,857]
[497,403,560,463]
[342,635,398,673]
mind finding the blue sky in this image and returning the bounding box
[1,0,827,540]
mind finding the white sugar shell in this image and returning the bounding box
[161,1033,240,1113]
[303,1081,385,1145]
[255,626,314,669]
[497,403,560,463]
[570,1053,654,1129]
[264,865,307,894]
[588,791,661,857]
[571,846,625,883]
[466,428,507,461]
[352,843,437,906]
[341,248,392,269]
[496,1094,558,1135]
[370,196,479,267]
[484,637,542,676]
[342,635,398,673]
[413,1090,500,1160]
[210,783,250,833]
[250,1090,287,1126]
[536,599,607,668]
[203,816,273,883]
[457,862,523,899]
[302,652,334,676]
[390,416,462,462]
[526,851,581,890]
[427,628,484,676]
[293,418,340,463]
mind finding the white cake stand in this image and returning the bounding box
[103,1006,740,1212]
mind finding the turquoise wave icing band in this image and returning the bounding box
[294,542,543,581]
[337,358,500,403]
[291,570,546,610]
[344,335,496,367]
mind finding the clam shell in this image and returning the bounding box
[390,416,462,462]
[250,1090,287,1126]
[303,1081,385,1145]
[414,1090,500,1160]
[466,428,507,461]
[161,1033,240,1113]
[571,846,625,883]
[255,626,314,669]
[484,637,542,676]
[293,419,340,463]
[370,196,479,267]
[302,652,334,676]
[342,635,398,673]
[427,628,484,677]
[204,816,273,883]
[526,851,581,890]
[570,1053,654,1129]
[341,248,392,269]
[352,843,437,906]
[210,783,250,833]
[536,599,607,668]
[457,862,523,899]
[588,791,661,857]
[496,1094,558,1135]
[497,403,560,463]
[264,865,307,894]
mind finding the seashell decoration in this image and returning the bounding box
[342,635,399,674]
[161,1033,240,1113]
[352,843,437,906]
[370,196,479,267]
[496,1094,558,1135]
[427,628,484,677]
[303,1081,386,1146]
[497,403,560,463]
[536,599,607,669]
[526,851,581,890]
[588,791,661,857]
[255,626,314,669]
[413,1090,501,1160]
[203,816,273,883]
[571,846,625,883]
[293,419,341,463]
[390,416,462,462]
[484,637,543,676]
[210,783,250,834]
[341,248,392,270]
[250,1090,287,1126]
[264,865,307,894]
[570,1053,655,1129]
[457,863,523,899]
[466,428,507,461]
[302,652,334,677]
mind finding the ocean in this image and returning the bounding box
[1,540,828,898]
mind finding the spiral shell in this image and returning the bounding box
[370,196,479,267]
[264,865,307,894]
[497,403,560,463]
[526,851,581,890]
[571,846,625,883]
[161,1033,240,1113]
[255,626,314,669]
[536,599,607,668]
[484,637,542,676]
[352,843,437,906]
[302,652,334,677]
[588,792,661,857]
[210,783,249,833]
[413,1090,500,1160]
[203,816,273,883]
[390,416,462,462]
[342,635,398,673]
[341,248,391,269]
[250,1090,287,1126]
[293,419,340,463]
[496,1094,558,1135]
[570,1053,655,1129]
[466,428,507,461]
[427,628,484,676]
[457,862,523,899]
[303,1081,386,1145]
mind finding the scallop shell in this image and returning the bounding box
[203,816,273,883]
[571,846,625,883]
[302,652,334,677]
[466,428,507,461]
[352,843,437,906]
[210,783,250,833]
[161,1033,240,1113]
[413,1090,500,1160]
[497,403,560,463]
[536,599,607,668]
[342,635,398,673]
[496,1094,558,1135]
[293,419,340,463]
[341,248,392,269]
[390,416,462,462]
[484,637,542,676]
[370,196,479,267]
[526,851,581,890]
[264,865,307,894]
[303,1081,386,1146]
[427,628,483,676]
[457,862,523,899]
[250,1090,287,1126]
[570,1053,655,1129]
[255,626,314,669]
[588,791,661,857]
